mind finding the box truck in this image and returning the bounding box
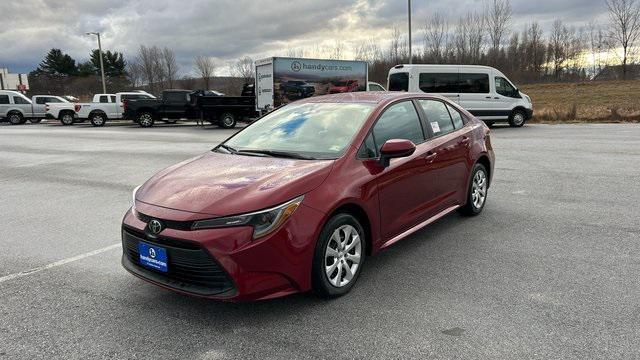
[255,57,368,112]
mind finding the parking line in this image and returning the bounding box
[0,243,121,284]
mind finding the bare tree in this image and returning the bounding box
[194,55,215,90]
[330,40,345,60]
[181,75,196,90]
[455,12,485,63]
[485,0,513,53]
[162,47,179,89]
[232,56,254,83]
[355,38,383,64]
[423,12,449,63]
[136,45,164,94]
[127,60,143,88]
[606,0,640,79]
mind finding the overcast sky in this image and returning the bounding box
[0,0,610,75]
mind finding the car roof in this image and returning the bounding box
[299,91,447,105]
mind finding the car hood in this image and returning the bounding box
[137,152,334,216]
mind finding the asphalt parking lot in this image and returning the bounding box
[1,121,639,359]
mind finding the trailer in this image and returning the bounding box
[255,57,368,112]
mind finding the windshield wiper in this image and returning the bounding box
[236,149,316,160]
[215,144,238,154]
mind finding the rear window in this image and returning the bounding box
[388,72,409,92]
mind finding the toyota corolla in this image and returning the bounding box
[122,92,494,301]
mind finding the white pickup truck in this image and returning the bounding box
[75,91,155,126]
[45,100,77,125]
[0,90,43,125]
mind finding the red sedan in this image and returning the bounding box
[122,92,494,301]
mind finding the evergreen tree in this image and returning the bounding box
[90,49,127,77]
[34,49,78,76]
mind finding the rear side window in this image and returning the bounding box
[13,96,29,104]
[419,73,458,93]
[0,95,9,104]
[110,95,116,103]
[458,73,489,93]
[99,95,108,103]
[388,72,409,92]
[446,104,465,129]
[418,100,455,136]
[372,101,424,150]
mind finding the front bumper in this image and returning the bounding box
[121,202,325,301]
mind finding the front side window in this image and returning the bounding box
[368,84,385,92]
[388,72,409,92]
[35,97,47,104]
[0,95,9,104]
[458,73,489,93]
[224,102,374,159]
[419,73,458,93]
[446,104,465,129]
[48,97,63,103]
[372,101,424,151]
[13,96,29,104]
[419,100,455,136]
[495,77,519,98]
[165,92,186,102]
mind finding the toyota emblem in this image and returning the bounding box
[148,219,163,235]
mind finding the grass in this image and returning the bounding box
[519,80,640,123]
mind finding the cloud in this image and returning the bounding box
[0,0,609,75]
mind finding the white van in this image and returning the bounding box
[387,64,533,127]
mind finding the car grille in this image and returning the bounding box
[122,226,234,296]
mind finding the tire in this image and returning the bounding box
[90,112,106,127]
[312,213,366,298]
[508,109,526,127]
[138,112,155,128]
[219,112,237,129]
[8,112,23,125]
[459,163,489,216]
[60,112,74,126]
[29,118,42,124]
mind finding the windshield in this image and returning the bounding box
[221,102,374,159]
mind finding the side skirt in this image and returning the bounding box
[379,205,460,250]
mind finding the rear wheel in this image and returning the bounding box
[138,112,154,128]
[508,110,526,127]
[29,118,42,124]
[90,112,106,127]
[219,112,237,129]
[60,112,74,125]
[8,112,23,125]
[459,163,489,216]
[312,213,365,298]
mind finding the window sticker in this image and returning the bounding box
[430,121,441,133]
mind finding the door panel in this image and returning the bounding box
[458,68,492,118]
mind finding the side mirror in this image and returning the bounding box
[379,139,416,167]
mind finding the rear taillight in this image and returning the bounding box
[122,100,128,111]
[74,104,81,112]
[45,105,50,111]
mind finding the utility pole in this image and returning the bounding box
[408,0,412,64]
[87,32,107,94]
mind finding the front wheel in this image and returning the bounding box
[312,213,366,298]
[90,113,106,127]
[509,110,526,127]
[138,113,155,128]
[459,163,489,216]
[29,118,42,124]
[218,112,236,129]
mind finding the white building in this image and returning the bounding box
[0,68,29,91]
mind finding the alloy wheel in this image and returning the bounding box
[139,114,152,127]
[62,114,74,125]
[512,112,525,126]
[471,169,487,209]
[325,224,362,288]
[92,115,104,126]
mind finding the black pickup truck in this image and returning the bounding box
[123,86,258,128]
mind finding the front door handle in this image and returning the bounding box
[423,152,437,163]
[460,136,470,147]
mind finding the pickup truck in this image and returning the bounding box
[45,101,77,125]
[123,87,258,128]
[0,90,37,125]
[74,91,155,126]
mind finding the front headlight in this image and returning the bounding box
[131,185,141,216]
[192,195,304,239]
